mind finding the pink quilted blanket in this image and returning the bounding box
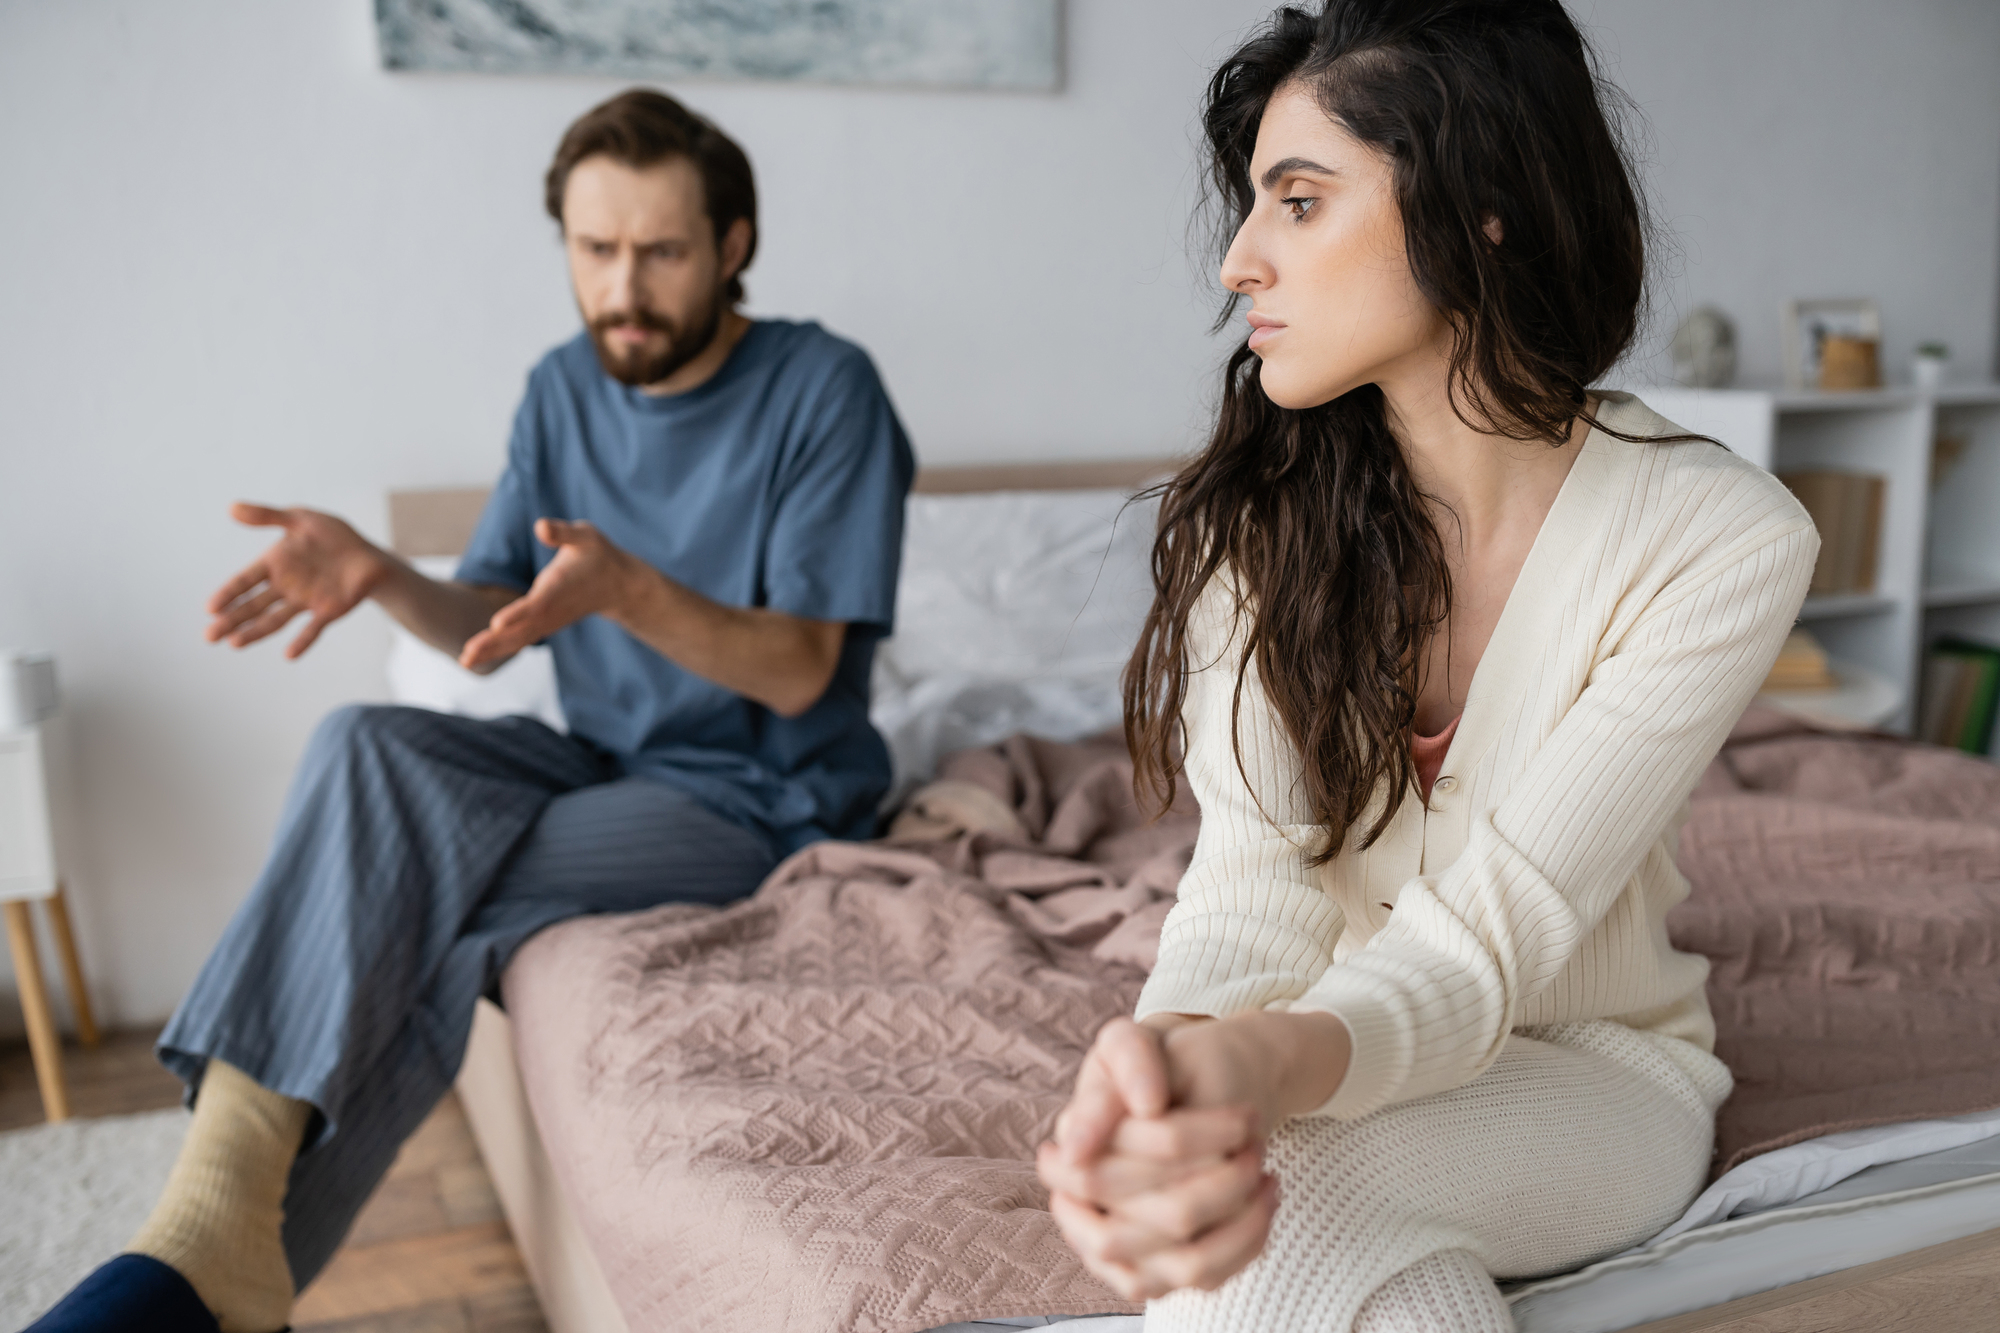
[503,713,2000,1332]
[1676,707,2000,1172]
[505,734,1186,1332]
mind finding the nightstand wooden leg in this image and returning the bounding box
[44,882,99,1048]
[3,900,70,1123]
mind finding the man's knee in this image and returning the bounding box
[306,703,442,763]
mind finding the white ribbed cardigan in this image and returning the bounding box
[1134,393,1818,1121]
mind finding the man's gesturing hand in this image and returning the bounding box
[460,519,638,671]
[206,504,390,659]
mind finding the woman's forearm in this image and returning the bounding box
[1149,1008,1355,1124]
[1269,1010,1354,1117]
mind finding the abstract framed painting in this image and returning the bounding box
[374,0,1062,91]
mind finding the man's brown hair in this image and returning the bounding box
[545,89,758,304]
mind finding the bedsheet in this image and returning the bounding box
[1505,1134,2000,1331]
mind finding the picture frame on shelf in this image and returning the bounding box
[1782,297,1882,391]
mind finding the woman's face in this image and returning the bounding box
[1221,82,1449,410]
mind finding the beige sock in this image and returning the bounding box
[129,1059,312,1333]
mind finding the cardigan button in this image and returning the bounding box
[1434,776,1457,793]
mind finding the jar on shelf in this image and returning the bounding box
[1912,342,1950,390]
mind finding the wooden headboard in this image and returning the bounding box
[386,457,1177,559]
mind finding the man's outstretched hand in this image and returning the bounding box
[206,504,390,659]
[209,504,836,711]
[459,519,638,671]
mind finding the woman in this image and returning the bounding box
[1035,3,1815,1330]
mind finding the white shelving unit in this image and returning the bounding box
[1632,383,2000,750]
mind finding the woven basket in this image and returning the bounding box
[1819,335,1881,390]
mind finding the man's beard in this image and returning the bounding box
[586,289,724,388]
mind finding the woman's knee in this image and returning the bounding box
[1353,1250,1511,1333]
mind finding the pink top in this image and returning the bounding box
[1411,714,1461,801]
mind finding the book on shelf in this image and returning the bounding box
[1919,638,2000,755]
[1776,469,1884,596]
[1762,627,1836,691]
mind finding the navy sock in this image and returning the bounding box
[20,1254,221,1333]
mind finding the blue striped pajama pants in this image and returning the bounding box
[155,703,781,1287]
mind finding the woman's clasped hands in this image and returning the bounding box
[1037,1009,1352,1301]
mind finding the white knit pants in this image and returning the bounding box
[1146,1020,1732,1333]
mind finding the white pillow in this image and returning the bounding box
[880,488,1158,683]
[870,487,1160,788]
[383,556,567,733]
[869,672,1130,803]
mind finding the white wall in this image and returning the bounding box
[2,0,1996,1032]
[0,0,1270,1033]
[1583,0,2000,386]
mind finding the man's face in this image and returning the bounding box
[563,154,733,388]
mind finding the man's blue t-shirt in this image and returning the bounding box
[456,320,914,853]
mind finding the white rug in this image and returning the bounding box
[0,1108,186,1326]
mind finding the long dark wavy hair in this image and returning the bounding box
[1125,0,1657,860]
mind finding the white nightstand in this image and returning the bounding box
[1,722,99,1122]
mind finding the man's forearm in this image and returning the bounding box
[609,561,841,717]
[368,555,519,666]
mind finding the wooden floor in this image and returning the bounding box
[0,1028,548,1333]
[1624,1225,2000,1332]
[5,1028,1998,1333]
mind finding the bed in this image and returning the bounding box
[382,463,2000,1333]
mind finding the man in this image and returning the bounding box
[35,90,912,1333]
